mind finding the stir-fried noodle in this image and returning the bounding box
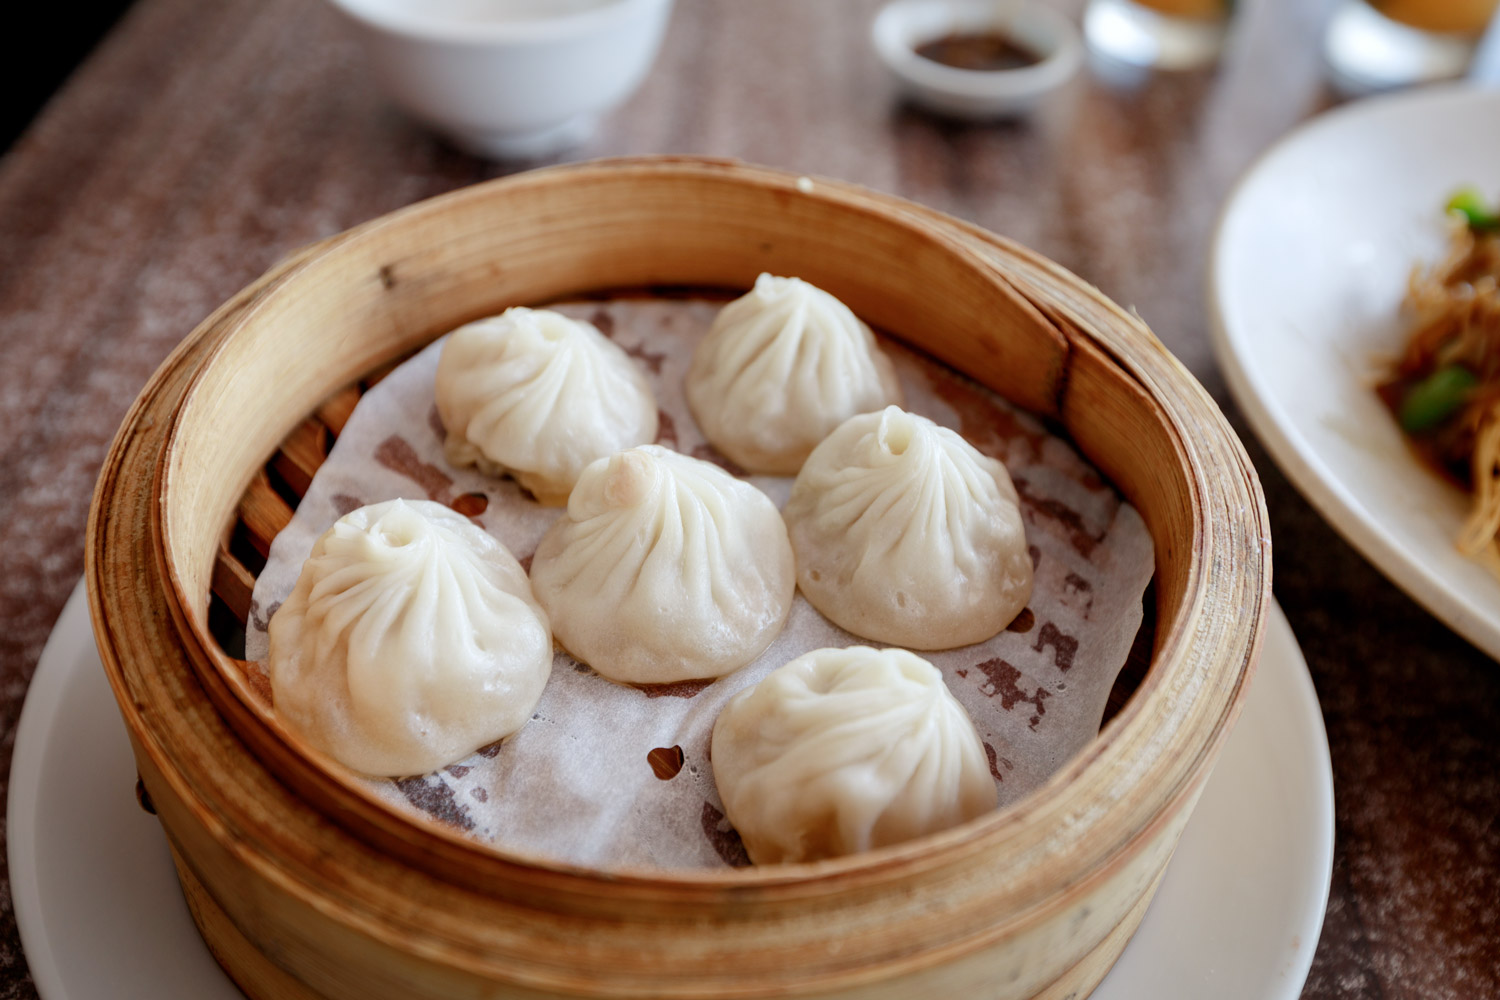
[1381,190,1500,561]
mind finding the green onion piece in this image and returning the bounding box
[1399,365,1479,433]
[1446,187,1500,233]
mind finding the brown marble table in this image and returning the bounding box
[2,0,1497,997]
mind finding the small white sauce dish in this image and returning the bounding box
[871,0,1083,119]
[325,0,674,158]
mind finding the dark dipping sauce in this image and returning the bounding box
[914,31,1042,71]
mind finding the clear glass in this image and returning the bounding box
[1083,0,1233,70]
[1324,0,1500,92]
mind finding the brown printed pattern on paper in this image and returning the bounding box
[589,308,615,338]
[1032,623,1079,672]
[1012,476,1106,559]
[374,434,453,505]
[656,409,679,449]
[923,362,1046,464]
[1062,572,1094,617]
[638,679,713,699]
[247,598,280,634]
[394,774,476,832]
[623,340,668,375]
[701,802,751,868]
[330,493,364,517]
[973,657,1051,730]
[982,742,1013,782]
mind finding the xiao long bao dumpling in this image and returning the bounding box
[268,499,552,777]
[435,307,658,505]
[685,273,904,474]
[785,406,1032,650]
[711,646,997,865]
[529,445,796,684]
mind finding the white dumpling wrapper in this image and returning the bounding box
[785,406,1032,650]
[685,274,903,474]
[711,645,998,865]
[435,307,658,504]
[268,499,553,777]
[529,445,795,684]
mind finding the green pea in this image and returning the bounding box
[1399,365,1479,433]
[1446,187,1500,233]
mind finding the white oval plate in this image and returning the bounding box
[1211,84,1500,660]
[10,581,1331,999]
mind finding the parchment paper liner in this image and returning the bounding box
[245,296,1154,870]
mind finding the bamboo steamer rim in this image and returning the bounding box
[96,157,1265,908]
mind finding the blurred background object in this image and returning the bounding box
[871,0,1083,119]
[323,0,674,158]
[1470,3,1500,77]
[1323,0,1500,92]
[1,1,132,153]
[1082,0,1234,70]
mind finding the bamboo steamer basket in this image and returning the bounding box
[86,157,1268,1000]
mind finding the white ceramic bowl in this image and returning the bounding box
[327,0,674,158]
[871,0,1083,119]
